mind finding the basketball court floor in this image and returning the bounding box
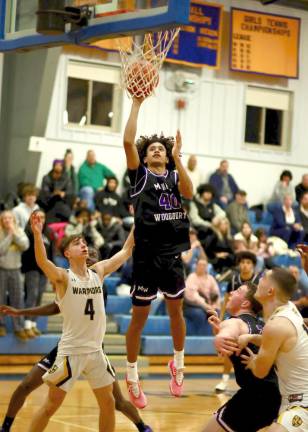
[0,368,238,431]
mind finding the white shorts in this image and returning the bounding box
[42,350,115,392]
[276,405,308,432]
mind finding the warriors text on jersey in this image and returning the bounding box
[57,268,106,356]
[129,165,190,254]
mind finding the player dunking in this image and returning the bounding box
[123,97,193,408]
[28,213,134,432]
[241,268,308,431]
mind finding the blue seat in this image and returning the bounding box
[106,296,131,315]
[0,333,59,355]
[270,255,301,268]
[248,210,256,224]
[141,336,216,355]
[262,211,273,225]
[104,276,121,295]
[115,315,170,335]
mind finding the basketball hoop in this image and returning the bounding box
[118,28,180,99]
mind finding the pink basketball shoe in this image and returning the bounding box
[126,376,148,409]
[168,359,184,397]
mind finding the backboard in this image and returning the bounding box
[0,0,190,52]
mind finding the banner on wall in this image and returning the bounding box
[166,0,223,68]
[230,8,300,78]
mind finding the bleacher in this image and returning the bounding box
[0,255,303,361]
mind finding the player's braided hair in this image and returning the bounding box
[136,134,175,170]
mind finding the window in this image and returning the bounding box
[65,61,122,132]
[244,86,293,151]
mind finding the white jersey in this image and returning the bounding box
[57,268,106,356]
[272,301,308,408]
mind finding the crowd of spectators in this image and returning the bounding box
[0,149,307,342]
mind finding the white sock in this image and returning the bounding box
[174,349,185,370]
[24,320,32,330]
[222,374,230,382]
[127,361,138,382]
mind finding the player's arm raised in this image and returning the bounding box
[91,227,135,281]
[123,98,143,170]
[241,317,287,378]
[31,213,67,286]
[173,130,193,200]
[0,302,60,317]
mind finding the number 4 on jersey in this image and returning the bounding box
[84,298,95,320]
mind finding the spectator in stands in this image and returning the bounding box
[270,169,295,204]
[295,173,308,202]
[65,209,104,251]
[299,191,308,242]
[186,154,203,193]
[184,257,221,336]
[0,211,29,340]
[234,221,258,254]
[270,194,304,248]
[78,150,115,211]
[182,228,207,275]
[216,251,261,392]
[97,212,126,259]
[209,160,239,207]
[226,190,249,233]
[63,149,78,195]
[38,160,73,223]
[189,183,225,248]
[288,265,308,318]
[13,184,39,229]
[94,176,128,219]
[22,210,55,337]
[204,217,235,274]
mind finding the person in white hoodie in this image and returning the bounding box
[13,184,39,230]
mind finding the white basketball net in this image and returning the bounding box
[118,28,180,98]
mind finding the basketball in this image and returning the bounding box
[126,60,159,98]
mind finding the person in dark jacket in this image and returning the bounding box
[209,160,239,208]
[204,217,235,273]
[189,183,225,249]
[94,177,129,219]
[98,212,126,259]
[22,210,55,337]
[269,194,304,248]
[38,160,73,223]
[63,149,78,195]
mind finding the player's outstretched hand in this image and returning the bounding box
[235,334,253,356]
[240,347,256,370]
[0,305,21,316]
[172,130,182,160]
[214,334,239,357]
[208,313,221,335]
[30,212,43,234]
